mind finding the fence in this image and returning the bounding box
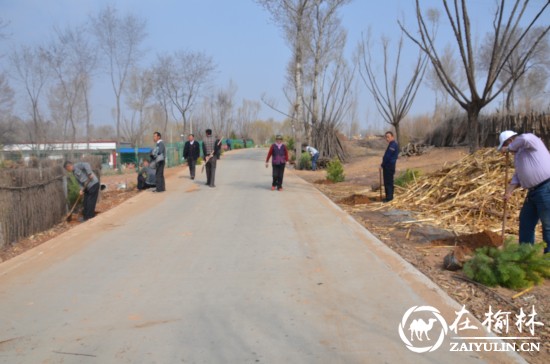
[425,112,550,148]
[0,163,67,248]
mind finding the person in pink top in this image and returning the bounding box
[265,135,289,191]
[499,130,550,254]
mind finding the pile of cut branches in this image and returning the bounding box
[380,148,524,233]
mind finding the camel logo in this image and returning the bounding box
[398,305,448,353]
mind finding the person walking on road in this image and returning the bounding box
[183,133,201,180]
[137,159,156,190]
[265,135,289,191]
[306,145,320,171]
[381,131,399,202]
[64,160,99,221]
[202,129,221,188]
[499,130,550,254]
[151,131,166,192]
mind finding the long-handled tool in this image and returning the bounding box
[201,137,224,174]
[379,167,383,202]
[501,152,510,243]
[65,178,92,222]
[66,194,82,222]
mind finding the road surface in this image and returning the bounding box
[0,148,524,363]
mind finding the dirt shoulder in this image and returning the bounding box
[294,141,549,364]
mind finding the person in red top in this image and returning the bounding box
[265,135,289,191]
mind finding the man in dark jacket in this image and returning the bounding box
[151,131,166,192]
[64,160,99,221]
[202,129,221,187]
[183,133,201,180]
[381,131,399,202]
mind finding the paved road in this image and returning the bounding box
[0,148,524,363]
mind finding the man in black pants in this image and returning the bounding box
[151,131,166,192]
[201,129,221,187]
[183,133,201,180]
[381,131,399,202]
[64,160,99,221]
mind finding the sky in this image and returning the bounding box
[0,0,548,132]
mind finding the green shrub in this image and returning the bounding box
[326,158,345,182]
[463,239,550,290]
[196,157,203,165]
[395,168,421,187]
[67,174,81,207]
[299,152,311,170]
[285,137,295,152]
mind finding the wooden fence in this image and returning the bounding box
[0,164,67,248]
[425,112,550,148]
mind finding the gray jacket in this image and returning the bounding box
[73,162,98,189]
[151,140,166,162]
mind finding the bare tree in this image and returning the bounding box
[256,0,314,139]
[0,72,15,145]
[306,0,350,142]
[154,50,216,136]
[90,5,147,166]
[209,80,237,137]
[402,0,550,152]
[41,25,97,148]
[10,45,50,150]
[123,68,154,145]
[236,99,261,139]
[479,26,549,113]
[357,29,428,147]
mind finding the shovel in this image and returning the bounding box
[66,194,82,222]
[501,152,509,243]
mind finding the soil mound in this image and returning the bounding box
[338,194,372,205]
[314,179,335,185]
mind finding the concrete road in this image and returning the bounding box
[0,148,524,363]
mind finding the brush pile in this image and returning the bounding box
[385,148,524,234]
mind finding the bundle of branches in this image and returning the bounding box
[463,240,550,290]
[0,164,66,248]
[311,123,348,162]
[383,148,524,233]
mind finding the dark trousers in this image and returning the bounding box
[519,180,550,253]
[206,157,217,186]
[272,164,286,189]
[188,158,197,178]
[83,183,99,220]
[156,161,165,191]
[137,175,155,190]
[383,165,395,201]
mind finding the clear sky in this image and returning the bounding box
[0,0,548,130]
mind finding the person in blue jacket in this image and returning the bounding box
[381,131,399,202]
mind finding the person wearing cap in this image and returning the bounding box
[381,131,399,202]
[265,135,289,191]
[499,130,550,254]
[306,145,320,171]
[64,160,99,221]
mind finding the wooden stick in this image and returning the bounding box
[379,168,383,202]
[511,286,533,299]
[502,152,509,243]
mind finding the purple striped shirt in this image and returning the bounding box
[509,134,550,189]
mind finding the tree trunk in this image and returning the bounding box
[467,106,481,153]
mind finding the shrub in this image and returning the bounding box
[395,168,421,187]
[463,239,550,290]
[326,158,345,182]
[285,137,295,151]
[196,157,203,165]
[299,152,311,170]
[67,174,81,207]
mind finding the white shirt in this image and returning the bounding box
[306,146,318,156]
